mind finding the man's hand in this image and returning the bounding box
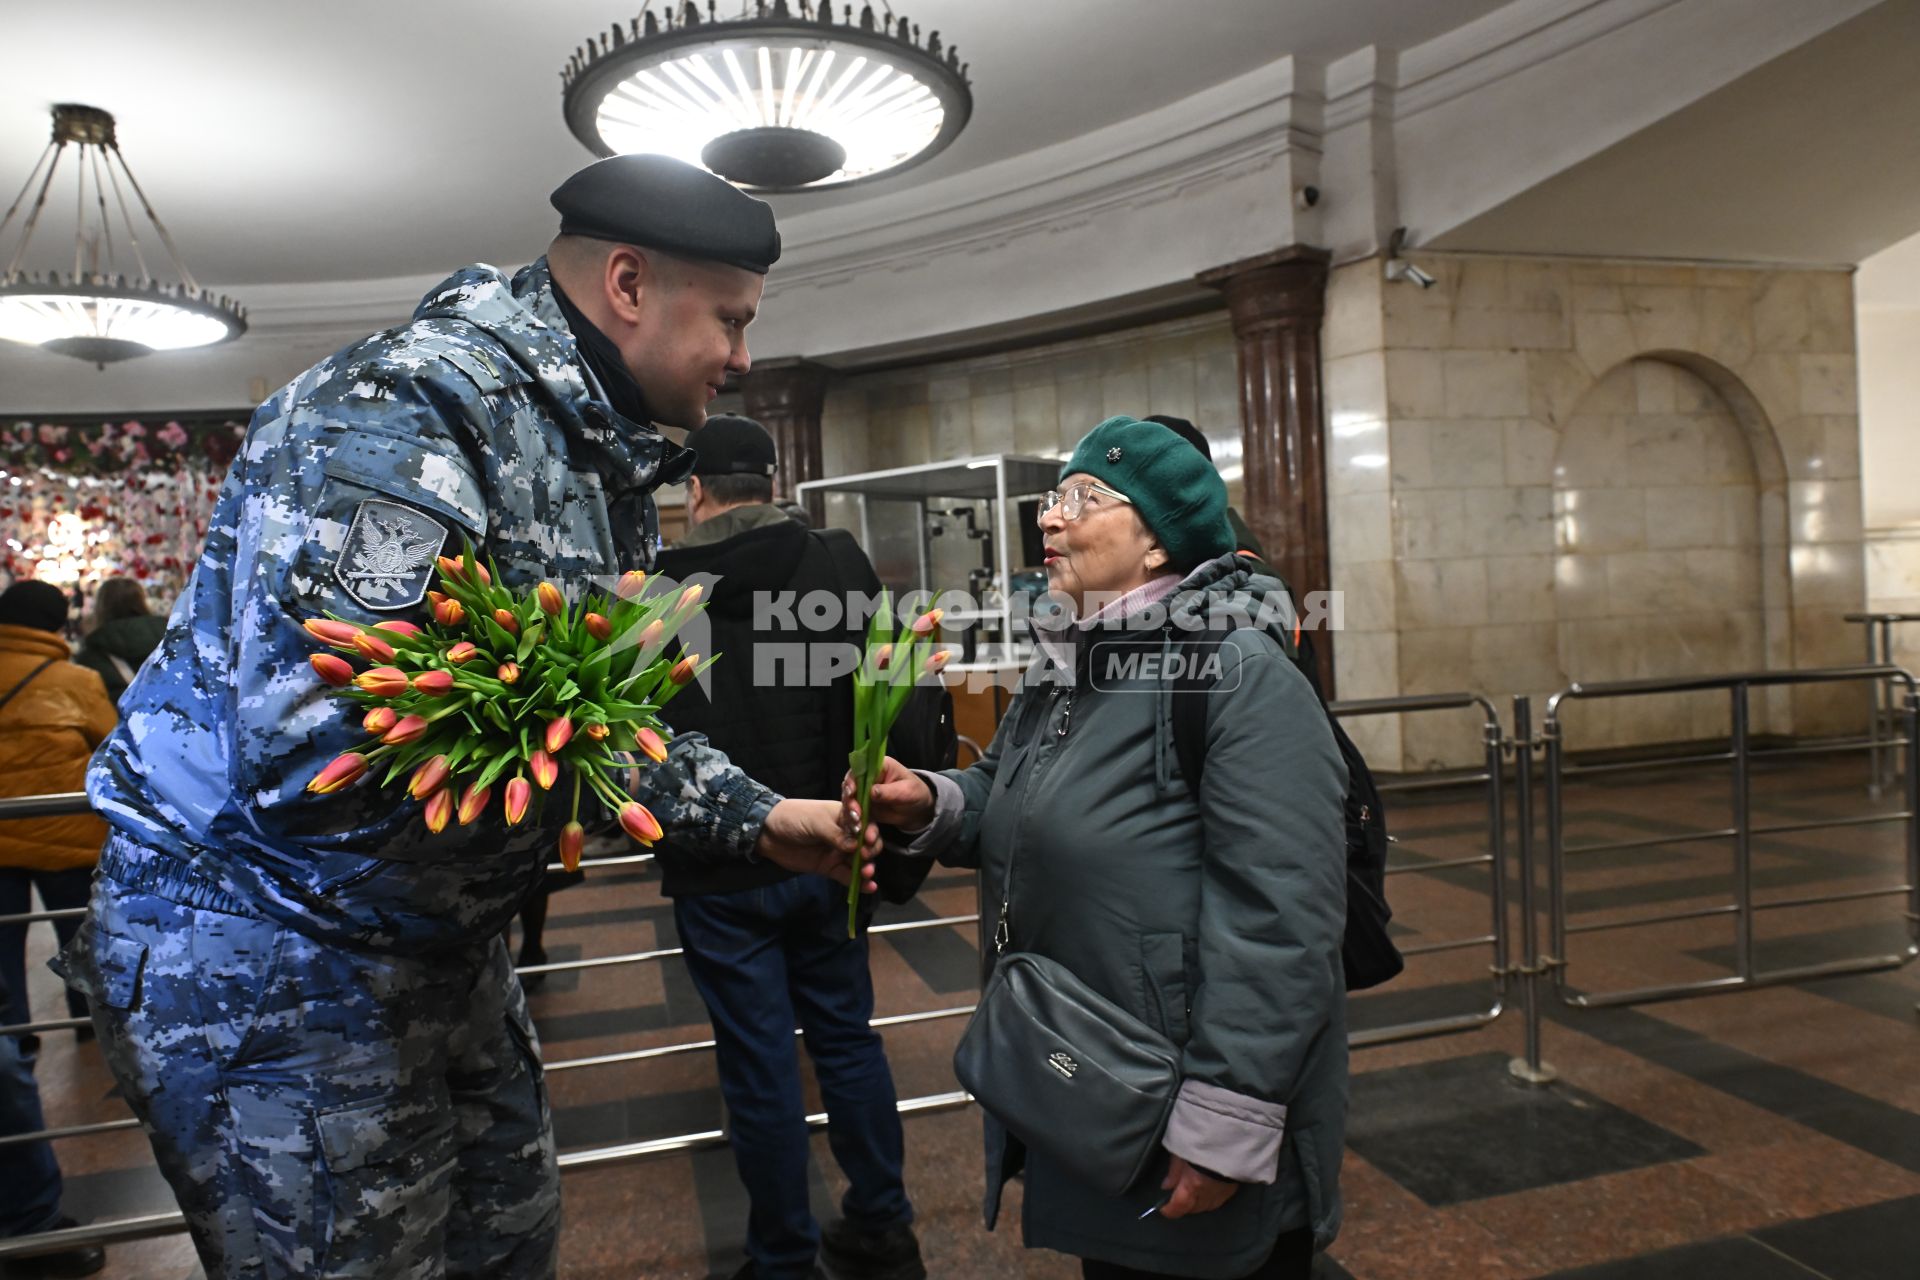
[755,798,879,891]
[1154,1154,1238,1219]
[840,756,936,831]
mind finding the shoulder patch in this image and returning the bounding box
[335,498,448,610]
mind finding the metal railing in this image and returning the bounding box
[7,667,1917,1258]
[0,789,980,1262]
[1845,612,1920,796]
[1329,692,1510,1048]
[1504,665,1920,1083]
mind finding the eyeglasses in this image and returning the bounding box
[1037,480,1133,524]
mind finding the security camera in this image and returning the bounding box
[1386,259,1437,289]
[1383,227,1436,289]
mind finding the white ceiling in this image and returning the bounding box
[3,0,1514,288]
[1434,0,1920,266]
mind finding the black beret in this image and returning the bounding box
[685,414,777,478]
[550,155,781,275]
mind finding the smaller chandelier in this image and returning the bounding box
[562,1,973,192]
[0,104,246,368]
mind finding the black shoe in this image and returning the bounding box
[819,1219,925,1280]
[5,1216,107,1278]
[724,1263,826,1280]
[517,944,548,992]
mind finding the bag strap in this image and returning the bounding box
[1171,625,1234,802]
[0,658,59,718]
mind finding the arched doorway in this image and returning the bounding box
[1551,356,1790,749]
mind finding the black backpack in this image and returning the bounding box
[1168,600,1404,992]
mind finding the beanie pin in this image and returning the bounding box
[1107,446,1123,462]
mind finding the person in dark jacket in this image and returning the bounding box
[652,415,924,1280]
[74,578,167,704]
[859,417,1349,1280]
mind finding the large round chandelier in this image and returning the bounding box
[0,105,246,368]
[562,2,972,192]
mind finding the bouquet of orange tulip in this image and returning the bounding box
[847,591,951,936]
[303,546,715,871]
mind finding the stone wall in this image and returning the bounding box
[1325,254,1866,768]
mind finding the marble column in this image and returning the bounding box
[739,359,831,516]
[1198,246,1335,695]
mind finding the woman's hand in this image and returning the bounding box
[1154,1154,1239,1219]
[840,756,936,831]
[755,798,880,891]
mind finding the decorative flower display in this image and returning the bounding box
[1,417,244,601]
[303,548,714,872]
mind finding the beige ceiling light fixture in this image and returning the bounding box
[561,1,972,192]
[0,104,247,369]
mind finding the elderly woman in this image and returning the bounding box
[861,417,1348,1280]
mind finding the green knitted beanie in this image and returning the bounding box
[1060,416,1234,571]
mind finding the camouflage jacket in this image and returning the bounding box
[88,259,778,952]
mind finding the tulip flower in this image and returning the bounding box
[307,752,367,795]
[456,781,491,826]
[619,801,663,846]
[537,582,565,616]
[558,821,585,872]
[616,570,647,600]
[493,608,519,636]
[383,714,429,746]
[872,644,892,673]
[304,618,361,650]
[678,584,704,610]
[636,619,665,652]
[445,641,479,665]
[584,722,609,741]
[584,612,611,641]
[351,631,396,663]
[433,598,466,628]
[362,706,398,736]
[374,620,422,638]
[311,653,355,687]
[504,776,532,826]
[544,716,573,753]
[355,666,409,697]
[423,788,454,834]
[408,755,451,800]
[911,608,945,637]
[437,555,490,585]
[412,669,454,696]
[528,750,559,790]
[496,661,520,685]
[670,655,699,686]
[428,590,449,607]
[636,727,668,763]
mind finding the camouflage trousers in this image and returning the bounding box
[59,877,560,1279]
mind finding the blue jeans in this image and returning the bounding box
[674,876,911,1280]
[0,1017,62,1236]
[0,865,93,1033]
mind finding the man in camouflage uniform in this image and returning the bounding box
[58,156,866,1280]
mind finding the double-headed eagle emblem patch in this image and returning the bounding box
[334,498,447,610]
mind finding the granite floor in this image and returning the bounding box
[5,745,1917,1279]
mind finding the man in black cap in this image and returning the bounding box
[652,417,927,1280]
[65,155,876,1280]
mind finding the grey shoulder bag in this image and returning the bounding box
[953,950,1181,1197]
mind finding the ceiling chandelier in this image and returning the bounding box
[0,104,246,369]
[562,1,972,192]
